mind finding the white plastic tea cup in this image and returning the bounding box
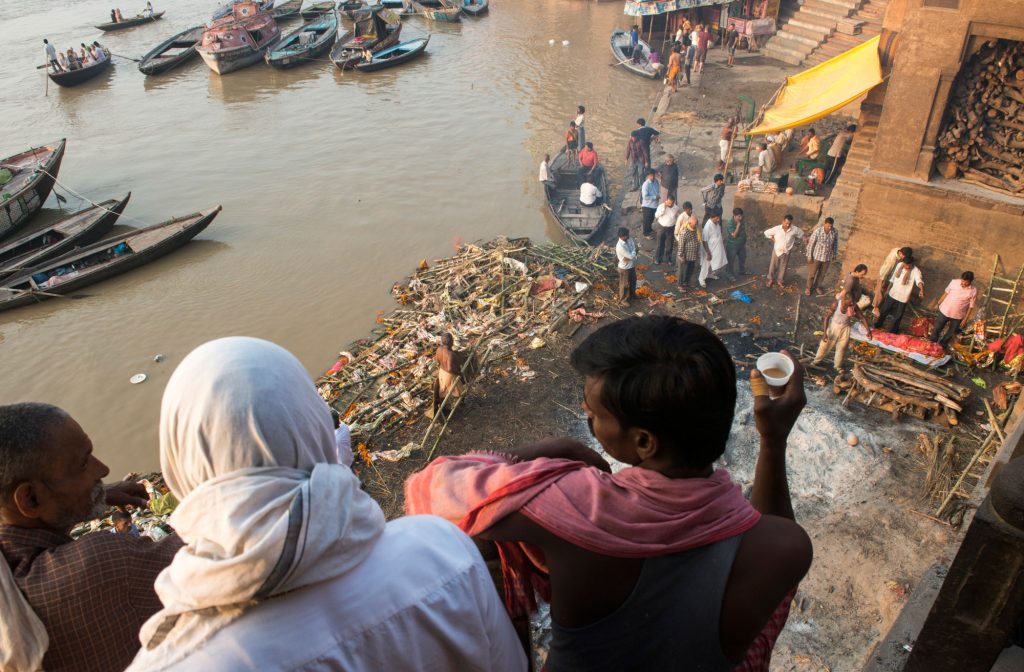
[756,352,794,398]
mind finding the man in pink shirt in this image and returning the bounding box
[930,271,978,346]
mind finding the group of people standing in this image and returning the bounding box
[43,39,106,73]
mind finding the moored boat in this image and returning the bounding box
[95,11,165,31]
[354,35,428,72]
[266,12,338,68]
[214,0,273,20]
[543,148,610,245]
[0,194,131,280]
[340,0,367,19]
[138,25,205,75]
[0,139,66,240]
[329,7,402,69]
[300,1,336,19]
[379,0,417,16]
[411,0,460,22]
[610,28,662,80]
[271,0,303,19]
[0,206,222,312]
[460,0,487,16]
[47,49,112,87]
[197,2,282,75]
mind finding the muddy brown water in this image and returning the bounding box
[0,0,659,475]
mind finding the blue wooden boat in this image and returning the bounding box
[266,12,338,67]
[461,0,487,16]
[354,36,428,72]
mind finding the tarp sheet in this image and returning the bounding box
[746,35,883,135]
[623,0,729,16]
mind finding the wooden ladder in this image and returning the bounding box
[982,254,1024,339]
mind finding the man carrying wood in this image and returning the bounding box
[812,293,872,371]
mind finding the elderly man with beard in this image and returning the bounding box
[0,403,182,672]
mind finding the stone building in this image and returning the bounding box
[835,0,1024,310]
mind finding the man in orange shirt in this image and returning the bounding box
[578,142,601,183]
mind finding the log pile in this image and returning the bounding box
[833,357,971,424]
[936,39,1024,194]
[315,238,616,449]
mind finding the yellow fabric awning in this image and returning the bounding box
[746,35,883,135]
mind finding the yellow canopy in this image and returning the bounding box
[747,35,883,135]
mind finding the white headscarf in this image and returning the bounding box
[129,337,385,671]
[0,559,48,671]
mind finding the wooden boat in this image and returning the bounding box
[266,12,338,68]
[379,0,417,16]
[340,0,367,19]
[0,206,221,312]
[0,194,130,280]
[214,0,273,20]
[197,2,281,75]
[47,49,112,87]
[138,25,204,75]
[543,149,610,245]
[329,7,402,69]
[610,28,662,80]
[271,0,303,19]
[95,11,165,31]
[354,36,428,72]
[460,0,488,16]
[300,1,336,19]
[411,0,460,22]
[0,139,66,241]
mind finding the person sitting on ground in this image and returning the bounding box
[578,141,599,181]
[812,292,871,371]
[405,316,813,672]
[579,180,602,207]
[111,509,141,537]
[126,337,526,672]
[0,403,181,672]
[799,128,820,161]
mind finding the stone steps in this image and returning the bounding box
[762,0,867,66]
[802,0,889,66]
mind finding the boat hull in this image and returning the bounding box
[47,56,113,87]
[139,26,204,75]
[198,44,271,74]
[0,140,67,241]
[266,14,337,68]
[543,148,610,246]
[354,36,428,72]
[610,29,661,80]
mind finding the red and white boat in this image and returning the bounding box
[196,2,281,75]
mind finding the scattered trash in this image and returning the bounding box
[129,373,147,385]
[529,337,546,350]
[153,354,164,363]
[575,282,589,293]
[70,472,175,541]
[730,290,752,303]
[847,433,859,447]
[971,376,987,388]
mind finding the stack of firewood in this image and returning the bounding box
[936,39,1024,194]
[833,357,971,425]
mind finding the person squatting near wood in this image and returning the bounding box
[0,403,182,672]
[675,201,701,290]
[616,227,638,305]
[930,271,978,348]
[875,251,924,334]
[805,217,839,296]
[764,214,804,288]
[812,292,872,371]
[404,316,813,672]
[654,195,680,265]
[125,337,526,672]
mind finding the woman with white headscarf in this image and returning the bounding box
[128,337,526,672]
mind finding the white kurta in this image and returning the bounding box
[699,219,727,285]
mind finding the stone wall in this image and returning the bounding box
[843,171,1024,301]
[732,191,824,236]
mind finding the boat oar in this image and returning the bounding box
[0,286,87,300]
[110,52,141,62]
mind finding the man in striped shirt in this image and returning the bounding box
[805,217,838,296]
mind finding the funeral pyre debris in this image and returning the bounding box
[315,238,617,458]
[70,472,178,540]
[833,357,972,425]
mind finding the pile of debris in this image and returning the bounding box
[315,238,617,452]
[833,357,971,425]
[936,38,1024,194]
[70,472,177,541]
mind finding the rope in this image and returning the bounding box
[39,169,158,229]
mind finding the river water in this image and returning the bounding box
[0,0,657,475]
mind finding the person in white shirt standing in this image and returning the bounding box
[698,210,728,288]
[874,254,924,334]
[757,142,776,178]
[653,196,680,264]
[539,153,553,186]
[764,215,804,288]
[615,227,637,305]
[43,39,60,71]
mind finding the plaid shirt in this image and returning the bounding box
[0,525,182,672]
[806,226,838,262]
